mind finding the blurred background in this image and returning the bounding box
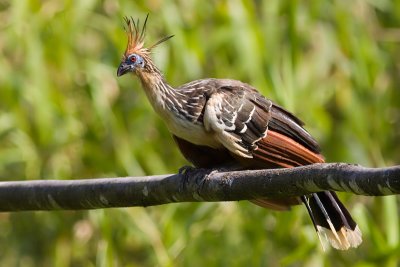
[0,0,399,266]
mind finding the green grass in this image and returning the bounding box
[0,0,399,266]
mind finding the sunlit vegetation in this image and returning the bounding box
[0,1,399,266]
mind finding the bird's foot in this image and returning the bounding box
[178,165,196,176]
[178,165,196,192]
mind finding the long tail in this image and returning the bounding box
[301,191,362,250]
[252,130,362,250]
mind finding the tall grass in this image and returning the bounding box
[0,0,399,266]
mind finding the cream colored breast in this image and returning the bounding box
[163,113,221,149]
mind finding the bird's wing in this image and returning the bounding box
[268,104,321,154]
[203,85,272,158]
[203,82,323,165]
[252,104,324,168]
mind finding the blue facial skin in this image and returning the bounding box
[117,54,145,76]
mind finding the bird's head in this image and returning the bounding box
[117,15,173,77]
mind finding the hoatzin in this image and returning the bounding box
[117,15,362,250]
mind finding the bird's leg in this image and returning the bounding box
[178,165,196,175]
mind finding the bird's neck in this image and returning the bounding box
[135,67,221,149]
[136,69,184,118]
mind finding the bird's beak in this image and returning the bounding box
[117,62,131,77]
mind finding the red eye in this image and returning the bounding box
[130,56,136,63]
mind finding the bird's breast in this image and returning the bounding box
[163,114,222,149]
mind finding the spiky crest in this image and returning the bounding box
[123,14,174,57]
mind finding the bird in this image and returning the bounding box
[116,15,362,250]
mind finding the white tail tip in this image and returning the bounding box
[317,225,362,250]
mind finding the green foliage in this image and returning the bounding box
[0,0,399,266]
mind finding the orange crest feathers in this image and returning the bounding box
[123,14,174,56]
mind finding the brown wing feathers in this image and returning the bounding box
[234,92,270,150]
[268,104,321,154]
[253,130,324,168]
